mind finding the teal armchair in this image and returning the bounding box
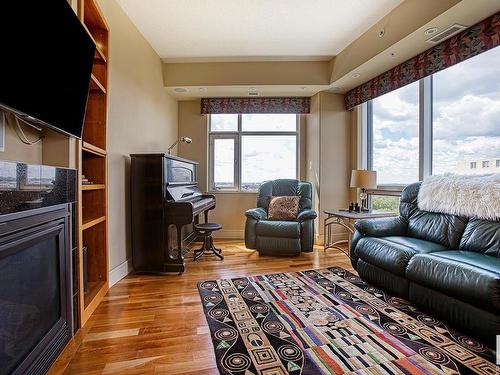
[244,179,317,255]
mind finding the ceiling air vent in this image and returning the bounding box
[426,24,467,44]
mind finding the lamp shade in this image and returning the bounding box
[350,170,377,189]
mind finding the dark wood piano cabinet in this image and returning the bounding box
[130,154,215,274]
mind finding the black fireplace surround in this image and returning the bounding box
[0,161,76,375]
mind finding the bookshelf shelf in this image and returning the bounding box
[90,74,106,93]
[81,184,105,191]
[83,142,107,157]
[82,215,106,231]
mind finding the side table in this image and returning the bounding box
[323,209,397,255]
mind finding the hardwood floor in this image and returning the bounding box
[49,240,353,375]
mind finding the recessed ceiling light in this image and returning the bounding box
[351,73,361,79]
[301,87,307,90]
[198,87,207,92]
[174,87,188,93]
[249,87,257,92]
[390,52,397,58]
[424,27,439,36]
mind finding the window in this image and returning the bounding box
[432,47,500,175]
[369,81,419,185]
[365,46,500,196]
[370,195,400,213]
[209,114,298,192]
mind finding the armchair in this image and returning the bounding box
[244,179,317,255]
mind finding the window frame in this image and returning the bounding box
[208,114,299,193]
[363,78,432,209]
[364,77,434,201]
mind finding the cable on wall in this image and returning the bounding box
[13,114,43,145]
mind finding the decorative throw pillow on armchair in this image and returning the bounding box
[268,196,300,220]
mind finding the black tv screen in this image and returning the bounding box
[0,1,96,138]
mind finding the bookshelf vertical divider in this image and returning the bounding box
[76,0,109,328]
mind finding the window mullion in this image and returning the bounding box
[366,101,373,171]
[419,76,433,179]
[237,114,242,191]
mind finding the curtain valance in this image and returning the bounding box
[345,12,500,111]
[200,97,310,114]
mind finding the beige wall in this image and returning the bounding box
[178,100,307,237]
[0,113,43,164]
[96,0,178,271]
[305,92,352,242]
[318,93,351,236]
[305,94,320,232]
[164,61,330,87]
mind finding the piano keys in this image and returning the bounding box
[130,153,216,274]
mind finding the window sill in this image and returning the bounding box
[209,190,258,194]
[367,185,406,195]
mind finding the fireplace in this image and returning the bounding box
[0,162,76,375]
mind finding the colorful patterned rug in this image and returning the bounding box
[198,267,497,375]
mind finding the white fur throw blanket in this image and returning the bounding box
[418,173,500,220]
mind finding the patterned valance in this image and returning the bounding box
[345,12,500,110]
[200,97,310,114]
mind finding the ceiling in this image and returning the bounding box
[115,0,403,61]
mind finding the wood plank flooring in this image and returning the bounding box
[49,240,353,375]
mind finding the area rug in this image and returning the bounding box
[198,267,497,375]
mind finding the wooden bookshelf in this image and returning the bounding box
[76,0,109,328]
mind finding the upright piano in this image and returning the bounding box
[130,153,215,274]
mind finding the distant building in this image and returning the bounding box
[458,158,500,174]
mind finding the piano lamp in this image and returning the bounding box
[350,169,377,211]
[167,136,192,154]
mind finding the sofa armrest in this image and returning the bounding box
[297,209,317,223]
[245,207,267,221]
[354,216,408,237]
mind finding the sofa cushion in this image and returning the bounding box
[459,218,500,257]
[406,251,500,314]
[355,236,448,277]
[268,196,300,221]
[256,220,300,238]
[407,211,467,248]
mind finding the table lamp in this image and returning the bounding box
[350,170,377,211]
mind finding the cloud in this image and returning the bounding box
[433,46,500,103]
[433,95,500,140]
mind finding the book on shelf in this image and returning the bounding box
[81,175,95,185]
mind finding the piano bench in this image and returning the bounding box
[193,223,223,261]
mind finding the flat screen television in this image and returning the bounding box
[0,1,96,138]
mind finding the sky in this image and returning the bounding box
[372,46,500,184]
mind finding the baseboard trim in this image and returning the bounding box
[213,229,244,239]
[109,259,133,287]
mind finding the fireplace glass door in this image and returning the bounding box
[0,215,69,375]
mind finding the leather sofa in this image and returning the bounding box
[350,182,500,344]
[245,179,317,255]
